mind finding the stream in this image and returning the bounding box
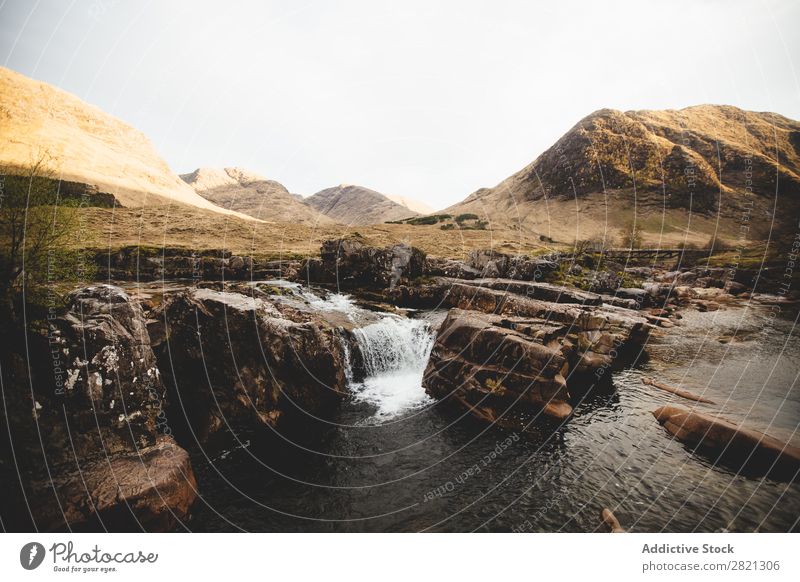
[187,286,800,532]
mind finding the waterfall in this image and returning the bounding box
[350,316,436,420]
[293,283,436,421]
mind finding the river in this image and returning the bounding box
[187,287,800,532]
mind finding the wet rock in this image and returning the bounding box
[653,406,800,482]
[152,288,348,441]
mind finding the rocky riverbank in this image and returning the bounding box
[2,238,797,531]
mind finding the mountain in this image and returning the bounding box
[181,167,333,224]
[447,105,800,243]
[385,194,436,215]
[305,184,418,225]
[0,67,253,219]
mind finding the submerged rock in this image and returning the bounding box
[653,406,800,482]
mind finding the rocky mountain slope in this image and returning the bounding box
[305,184,418,225]
[0,67,252,219]
[447,105,800,243]
[181,167,334,224]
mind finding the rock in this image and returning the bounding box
[425,257,482,279]
[695,300,720,312]
[153,287,349,441]
[600,508,626,533]
[676,271,697,285]
[457,278,603,306]
[724,280,749,295]
[695,276,724,289]
[31,437,197,532]
[600,294,640,309]
[423,309,573,422]
[302,238,425,289]
[9,284,196,531]
[653,406,800,482]
[615,287,649,305]
[93,246,298,281]
[586,270,624,293]
[35,285,167,465]
[420,283,653,427]
[390,281,653,357]
[464,249,558,281]
[624,266,652,278]
[658,270,680,283]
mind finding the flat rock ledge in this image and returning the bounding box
[654,406,800,482]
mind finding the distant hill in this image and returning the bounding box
[447,105,800,244]
[305,184,418,225]
[385,194,436,215]
[0,67,253,220]
[181,167,333,225]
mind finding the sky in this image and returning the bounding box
[2,0,799,209]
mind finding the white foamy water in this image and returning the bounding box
[350,316,436,421]
[302,291,358,316]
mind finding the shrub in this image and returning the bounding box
[0,156,88,319]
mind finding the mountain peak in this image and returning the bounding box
[306,184,418,225]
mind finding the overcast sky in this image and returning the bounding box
[2,0,799,209]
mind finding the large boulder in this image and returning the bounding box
[30,437,197,532]
[6,284,196,531]
[424,309,572,423]
[418,282,652,427]
[301,238,425,289]
[151,288,349,442]
[653,406,800,482]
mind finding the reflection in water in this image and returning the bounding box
[188,292,800,532]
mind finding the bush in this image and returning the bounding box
[455,213,479,223]
[0,156,89,319]
[619,221,643,249]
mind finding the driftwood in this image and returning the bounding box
[642,377,715,404]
